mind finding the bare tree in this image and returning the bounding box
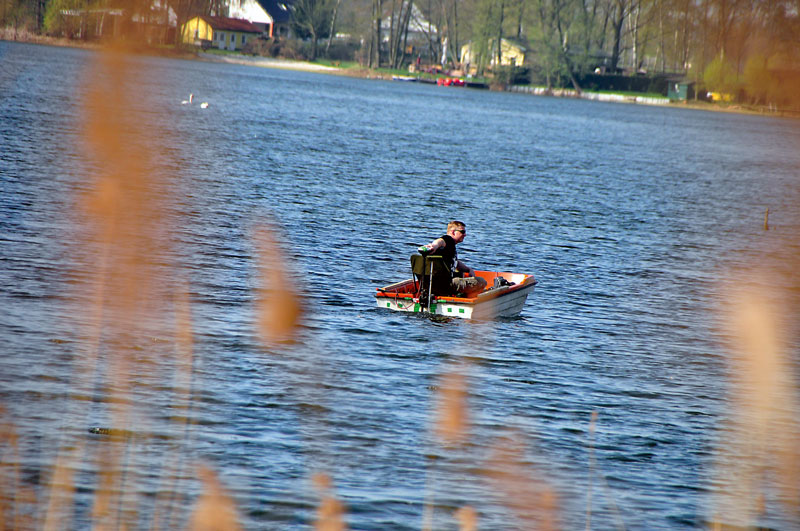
[528,0,587,90]
[325,0,342,55]
[608,0,630,72]
[291,0,337,59]
[371,0,383,66]
[388,0,414,68]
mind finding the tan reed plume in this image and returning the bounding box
[484,431,560,531]
[188,466,242,531]
[313,473,348,531]
[455,505,478,531]
[434,361,471,446]
[254,227,304,347]
[710,272,800,526]
[0,407,38,530]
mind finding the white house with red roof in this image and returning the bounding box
[228,0,293,39]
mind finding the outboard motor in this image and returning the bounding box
[410,254,452,310]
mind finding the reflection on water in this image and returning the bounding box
[1,39,799,529]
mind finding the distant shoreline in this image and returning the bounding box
[3,34,796,118]
[188,48,800,119]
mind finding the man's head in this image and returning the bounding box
[446,220,467,243]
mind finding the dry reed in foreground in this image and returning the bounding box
[189,467,242,531]
[312,473,347,531]
[0,407,37,530]
[33,42,247,530]
[427,352,561,529]
[255,227,304,347]
[710,269,800,527]
[36,44,169,531]
[484,431,560,530]
[434,361,471,446]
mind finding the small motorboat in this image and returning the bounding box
[375,254,536,319]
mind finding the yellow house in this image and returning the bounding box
[181,15,262,51]
[460,38,527,68]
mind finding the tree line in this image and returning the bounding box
[2,0,799,107]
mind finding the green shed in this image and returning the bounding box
[668,81,694,101]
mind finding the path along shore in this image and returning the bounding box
[199,52,340,73]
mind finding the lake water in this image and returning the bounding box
[2,40,799,529]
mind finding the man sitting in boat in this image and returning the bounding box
[418,220,488,297]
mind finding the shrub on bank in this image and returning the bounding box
[241,37,359,63]
[242,37,306,60]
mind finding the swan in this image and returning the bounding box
[181,93,194,105]
[200,102,209,109]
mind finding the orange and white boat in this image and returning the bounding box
[375,254,537,319]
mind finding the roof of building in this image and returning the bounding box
[256,0,292,24]
[197,15,262,33]
[380,3,435,35]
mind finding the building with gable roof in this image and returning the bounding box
[460,38,527,69]
[181,15,262,50]
[228,0,293,38]
[379,3,436,44]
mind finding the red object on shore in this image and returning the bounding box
[437,77,465,87]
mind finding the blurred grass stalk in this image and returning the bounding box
[58,41,314,530]
[32,42,245,529]
[711,270,800,527]
[0,407,37,529]
[312,473,347,531]
[427,340,560,530]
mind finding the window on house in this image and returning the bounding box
[242,35,246,44]
[218,32,224,41]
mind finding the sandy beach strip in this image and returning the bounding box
[199,52,340,72]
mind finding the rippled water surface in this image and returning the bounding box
[2,40,800,529]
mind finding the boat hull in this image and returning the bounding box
[375,271,535,319]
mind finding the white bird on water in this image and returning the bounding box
[200,102,209,109]
[181,93,194,105]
